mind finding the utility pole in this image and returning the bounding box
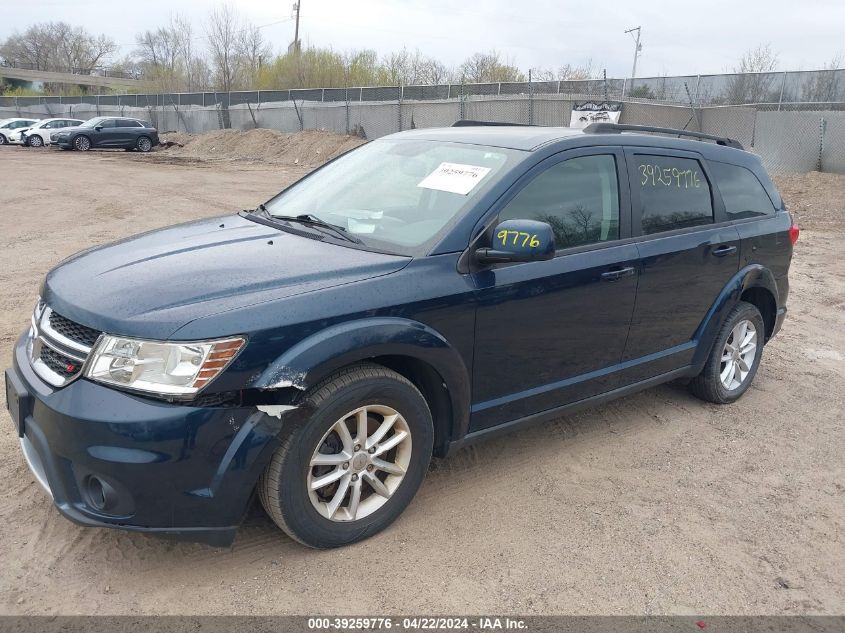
[293,1,301,53]
[625,26,642,81]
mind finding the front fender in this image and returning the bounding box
[691,264,780,369]
[253,317,471,439]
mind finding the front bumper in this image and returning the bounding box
[6,333,284,546]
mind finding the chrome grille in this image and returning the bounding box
[39,346,82,378]
[47,311,100,347]
[28,303,101,388]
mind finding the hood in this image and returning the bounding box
[42,214,410,339]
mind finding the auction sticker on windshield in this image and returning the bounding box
[417,162,492,195]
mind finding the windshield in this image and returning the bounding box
[80,118,104,128]
[263,139,521,255]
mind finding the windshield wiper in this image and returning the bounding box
[269,211,363,244]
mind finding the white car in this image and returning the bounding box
[15,118,85,147]
[0,118,40,145]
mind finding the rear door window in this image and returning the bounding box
[119,119,142,128]
[708,161,777,220]
[634,155,713,235]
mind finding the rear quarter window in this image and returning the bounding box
[634,155,713,235]
[708,161,777,220]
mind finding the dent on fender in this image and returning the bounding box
[262,365,308,390]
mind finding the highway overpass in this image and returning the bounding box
[0,66,144,90]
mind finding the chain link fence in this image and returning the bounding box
[1,72,844,175]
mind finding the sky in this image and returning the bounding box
[2,0,843,78]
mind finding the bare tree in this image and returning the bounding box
[801,53,844,102]
[459,51,524,83]
[726,44,780,104]
[206,5,241,92]
[237,22,271,84]
[0,22,116,73]
[557,60,594,80]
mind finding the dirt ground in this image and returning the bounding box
[0,145,842,616]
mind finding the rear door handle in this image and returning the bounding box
[601,266,636,281]
[712,245,737,257]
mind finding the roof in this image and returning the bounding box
[385,125,753,162]
[386,126,584,151]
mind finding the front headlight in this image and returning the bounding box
[85,335,246,397]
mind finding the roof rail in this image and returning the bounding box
[583,122,744,150]
[451,120,533,127]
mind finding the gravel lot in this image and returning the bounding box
[0,146,842,616]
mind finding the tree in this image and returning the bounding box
[726,44,780,104]
[134,15,209,91]
[237,22,271,86]
[801,53,844,103]
[206,5,241,92]
[458,51,524,83]
[378,48,452,86]
[628,84,655,99]
[0,22,116,73]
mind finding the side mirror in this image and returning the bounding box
[95,126,103,131]
[475,219,555,264]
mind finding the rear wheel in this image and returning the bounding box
[689,301,765,404]
[73,135,91,151]
[258,363,433,548]
[135,136,152,152]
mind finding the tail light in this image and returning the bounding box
[788,216,800,246]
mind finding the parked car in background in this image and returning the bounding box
[14,118,85,147]
[51,117,159,152]
[0,118,40,145]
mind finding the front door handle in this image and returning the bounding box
[601,266,636,281]
[712,245,737,257]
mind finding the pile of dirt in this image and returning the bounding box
[774,172,845,233]
[153,128,366,166]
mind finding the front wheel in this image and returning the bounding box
[28,135,44,148]
[0,134,7,145]
[258,363,434,548]
[73,135,91,151]
[689,301,765,404]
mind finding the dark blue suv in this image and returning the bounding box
[5,123,797,548]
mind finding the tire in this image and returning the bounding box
[0,134,7,145]
[258,363,434,548]
[135,136,152,152]
[689,301,765,404]
[28,134,43,148]
[73,135,91,151]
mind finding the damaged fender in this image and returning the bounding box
[251,317,471,440]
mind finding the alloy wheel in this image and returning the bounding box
[74,136,90,151]
[29,135,43,147]
[719,319,757,390]
[307,404,412,522]
[137,137,152,152]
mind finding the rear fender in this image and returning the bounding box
[691,264,779,370]
[253,317,471,440]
